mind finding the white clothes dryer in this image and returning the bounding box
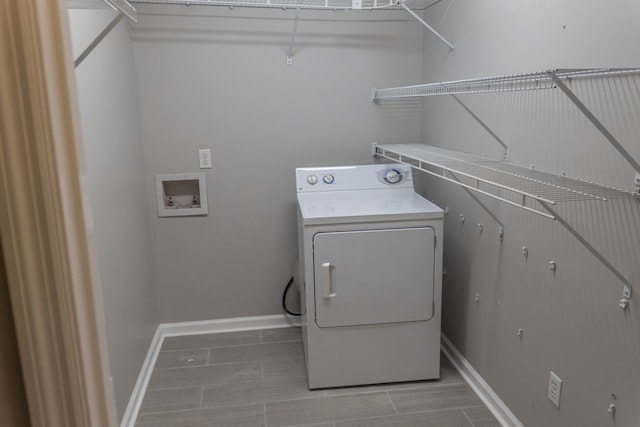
[296,164,444,389]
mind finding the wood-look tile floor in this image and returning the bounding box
[135,327,501,427]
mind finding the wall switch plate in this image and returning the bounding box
[548,371,562,408]
[199,149,212,169]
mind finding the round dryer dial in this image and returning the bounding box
[383,168,403,184]
[307,175,318,185]
[322,174,335,184]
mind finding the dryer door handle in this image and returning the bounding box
[321,262,336,299]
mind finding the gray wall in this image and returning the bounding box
[413,1,640,426]
[69,9,159,419]
[131,4,424,322]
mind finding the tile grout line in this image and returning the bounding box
[386,390,400,415]
[461,407,477,427]
[320,406,477,427]
[153,359,268,371]
[399,405,489,415]
[263,403,268,427]
[321,379,468,398]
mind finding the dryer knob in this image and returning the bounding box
[383,169,403,184]
[307,175,318,185]
[322,174,335,184]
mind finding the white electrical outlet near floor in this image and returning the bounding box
[548,371,562,408]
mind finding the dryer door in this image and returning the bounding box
[313,227,435,328]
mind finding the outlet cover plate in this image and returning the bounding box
[199,148,212,169]
[548,371,562,408]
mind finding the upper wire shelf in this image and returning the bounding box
[130,0,405,10]
[372,68,640,100]
[373,143,638,219]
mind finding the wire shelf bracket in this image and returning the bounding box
[286,7,301,65]
[548,71,640,176]
[398,1,454,51]
[540,202,633,301]
[448,171,505,229]
[74,12,125,68]
[450,94,508,160]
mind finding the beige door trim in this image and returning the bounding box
[0,1,118,426]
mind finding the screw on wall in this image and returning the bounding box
[522,247,528,258]
[459,214,465,224]
[608,393,617,417]
[498,227,504,242]
[549,261,557,272]
[477,223,483,233]
[517,328,524,338]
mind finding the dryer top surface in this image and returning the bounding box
[297,188,443,225]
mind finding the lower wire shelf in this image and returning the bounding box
[373,143,638,219]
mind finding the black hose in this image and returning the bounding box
[282,276,301,316]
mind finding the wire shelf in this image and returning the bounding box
[373,143,638,219]
[104,0,138,21]
[372,68,640,100]
[130,0,404,10]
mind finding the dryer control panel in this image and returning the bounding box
[296,164,413,192]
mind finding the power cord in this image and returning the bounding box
[282,276,301,316]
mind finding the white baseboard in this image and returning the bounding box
[161,313,300,337]
[119,326,163,427]
[441,334,524,427]
[120,314,300,427]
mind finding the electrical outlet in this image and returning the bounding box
[199,149,212,169]
[548,371,562,408]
